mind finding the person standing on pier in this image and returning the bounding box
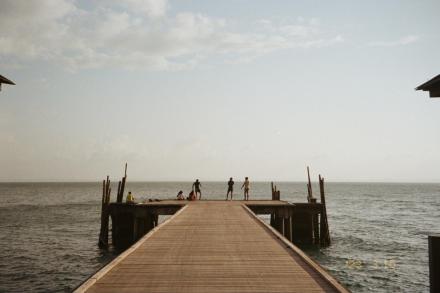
[226,177,234,200]
[192,179,202,200]
[241,177,250,200]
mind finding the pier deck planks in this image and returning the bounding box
[80,201,347,293]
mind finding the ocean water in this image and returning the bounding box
[0,182,439,292]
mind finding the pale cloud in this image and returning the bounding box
[279,25,318,37]
[0,0,343,71]
[117,0,168,18]
[368,35,419,47]
[0,0,77,58]
[256,19,272,26]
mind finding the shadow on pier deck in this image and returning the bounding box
[75,200,348,293]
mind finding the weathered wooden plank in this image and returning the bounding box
[77,201,348,293]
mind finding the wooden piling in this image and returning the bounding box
[111,212,134,249]
[116,181,122,203]
[319,175,331,246]
[271,182,274,199]
[272,210,284,234]
[284,217,292,242]
[270,184,282,232]
[102,180,105,203]
[98,176,111,248]
[146,213,155,231]
[117,163,127,203]
[153,214,159,227]
[271,182,280,200]
[307,166,313,202]
[429,235,440,293]
[133,217,147,243]
[313,213,320,244]
[292,211,314,245]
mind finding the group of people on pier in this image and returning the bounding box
[177,177,250,201]
[124,177,251,203]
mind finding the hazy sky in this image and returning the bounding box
[1,0,439,182]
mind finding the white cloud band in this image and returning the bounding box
[0,0,343,71]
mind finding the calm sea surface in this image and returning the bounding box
[0,182,439,292]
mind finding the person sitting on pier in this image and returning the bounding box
[192,179,202,200]
[187,190,196,201]
[126,191,135,204]
[241,177,250,201]
[177,190,185,200]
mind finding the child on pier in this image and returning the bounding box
[187,190,196,201]
[126,191,135,204]
[177,190,185,200]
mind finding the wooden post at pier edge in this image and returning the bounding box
[429,235,440,293]
[271,182,274,200]
[271,182,280,201]
[306,167,318,244]
[319,175,331,246]
[270,182,280,227]
[98,176,111,248]
[117,163,127,203]
[307,166,313,202]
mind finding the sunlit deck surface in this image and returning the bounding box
[76,200,348,293]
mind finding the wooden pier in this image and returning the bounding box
[75,200,348,293]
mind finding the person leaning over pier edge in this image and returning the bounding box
[226,177,234,200]
[241,177,250,201]
[192,179,202,200]
[126,191,135,204]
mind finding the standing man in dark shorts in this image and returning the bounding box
[192,179,202,200]
[241,177,250,200]
[226,177,234,200]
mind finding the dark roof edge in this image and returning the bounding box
[415,74,440,90]
[0,75,15,85]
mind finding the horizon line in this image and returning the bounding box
[0,180,439,184]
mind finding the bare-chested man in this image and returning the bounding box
[226,177,234,200]
[241,177,250,200]
[192,179,202,200]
